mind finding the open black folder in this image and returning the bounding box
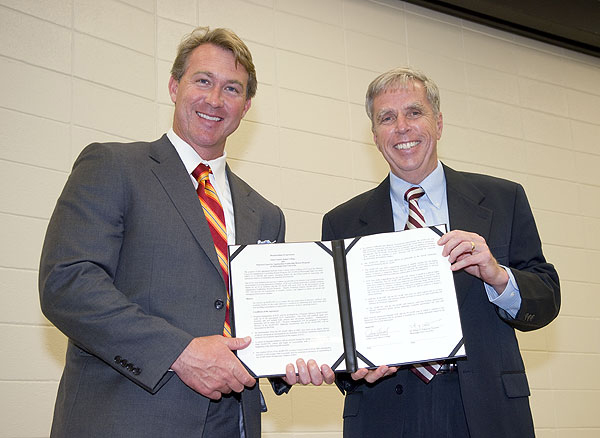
[228,226,465,378]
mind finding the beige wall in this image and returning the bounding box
[1,0,599,436]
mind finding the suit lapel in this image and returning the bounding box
[227,166,260,244]
[444,164,493,238]
[148,135,222,274]
[443,164,494,305]
[358,176,395,235]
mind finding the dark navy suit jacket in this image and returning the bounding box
[322,164,560,438]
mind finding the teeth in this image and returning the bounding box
[197,112,222,122]
[394,141,419,150]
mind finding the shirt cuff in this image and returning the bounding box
[484,266,521,319]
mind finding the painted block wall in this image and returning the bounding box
[0,0,598,436]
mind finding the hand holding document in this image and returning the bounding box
[229,226,465,377]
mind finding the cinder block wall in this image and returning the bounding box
[1,1,598,437]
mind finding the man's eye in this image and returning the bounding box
[226,86,241,94]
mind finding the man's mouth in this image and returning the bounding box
[197,112,222,122]
[393,140,420,150]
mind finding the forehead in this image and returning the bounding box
[373,81,429,109]
[185,43,248,82]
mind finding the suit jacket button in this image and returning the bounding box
[132,367,142,375]
[114,355,122,364]
[119,359,128,367]
[395,384,404,395]
[126,363,134,371]
[214,299,224,310]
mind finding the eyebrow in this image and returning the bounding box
[375,108,396,122]
[192,70,246,90]
[406,102,427,112]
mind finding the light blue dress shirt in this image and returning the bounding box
[389,161,521,318]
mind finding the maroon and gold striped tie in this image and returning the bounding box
[404,186,442,383]
[193,163,231,337]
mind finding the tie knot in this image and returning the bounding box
[192,163,211,183]
[405,186,425,202]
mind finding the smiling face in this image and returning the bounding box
[169,43,251,160]
[372,81,443,184]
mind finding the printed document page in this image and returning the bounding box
[230,241,345,377]
[345,227,465,368]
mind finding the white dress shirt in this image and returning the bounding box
[167,129,236,245]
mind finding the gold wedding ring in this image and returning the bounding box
[470,241,476,252]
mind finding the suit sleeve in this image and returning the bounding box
[39,143,193,393]
[276,207,286,244]
[321,213,336,242]
[504,184,560,331]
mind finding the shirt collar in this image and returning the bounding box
[389,161,445,209]
[167,128,228,182]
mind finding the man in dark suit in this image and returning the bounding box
[39,27,330,437]
[322,67,560,438]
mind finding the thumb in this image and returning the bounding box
[225,336,252,351]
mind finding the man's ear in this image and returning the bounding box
[436,112,443,140]
[168,76,179,104]
[241,98,252,118]
[372,131,381,151]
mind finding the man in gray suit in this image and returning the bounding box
[39,26,331,437]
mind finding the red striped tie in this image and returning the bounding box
[404,186,442,383]
[193,164,231,337]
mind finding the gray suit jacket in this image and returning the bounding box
[39,135,285,437]
[322,164,560,438]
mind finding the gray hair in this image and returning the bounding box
[365,67,440,125]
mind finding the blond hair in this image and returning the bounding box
[171,26,257,99]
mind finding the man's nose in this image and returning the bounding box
[205,87,224,107]
[394,116,410,133]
